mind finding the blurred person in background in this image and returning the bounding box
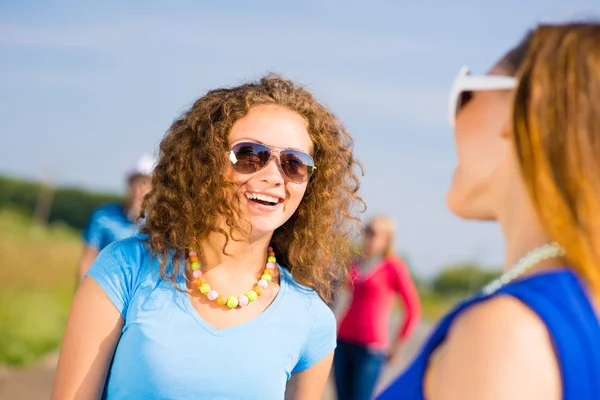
[52,74,364,400]
[77,154,154,282]
[334,216,421,400]
[378,22,600,400]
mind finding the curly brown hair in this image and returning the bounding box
[140,74,364,302]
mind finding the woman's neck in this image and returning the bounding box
[498,187,565,272]
[198,231,273,279]
[123,200,141,222]
[362,249,386,261]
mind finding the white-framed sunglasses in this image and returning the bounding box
[448,66,517,126]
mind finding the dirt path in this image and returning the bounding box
[0,352,59,400]
[0,323,432,400]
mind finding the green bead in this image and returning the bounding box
[261,273,272,283]
[199,283,211,294]
[246,290,258,302]
[191,261,200,271]
[267,256,276,263]
[226,296,239,308]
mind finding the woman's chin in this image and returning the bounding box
[446,190,496,221]
[247,218,283,241]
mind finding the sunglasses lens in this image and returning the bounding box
[457,90,473,116]
[280,150,315,183]
[230,142,271,174]
[454,91,473,121]
[230,143,315,183]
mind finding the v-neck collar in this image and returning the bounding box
[177,263,288,337]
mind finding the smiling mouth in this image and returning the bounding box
[245,193,283,206]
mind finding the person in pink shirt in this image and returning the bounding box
[334,217,421,400]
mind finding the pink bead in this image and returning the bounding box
[189,250,197,257]
[258,279,268,289]
[268,246,273,252]
[266,262,276,270]
[207,290,219,301]
[192,270,203,278]
[238,295,249,307]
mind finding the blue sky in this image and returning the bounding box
[1,0,599,277]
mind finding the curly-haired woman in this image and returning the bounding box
[51,74,363,400]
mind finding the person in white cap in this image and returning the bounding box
[77,154,155,282]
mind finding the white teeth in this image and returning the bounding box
[245,193,279,204]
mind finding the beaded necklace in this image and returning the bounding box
[187,246,278,309]
[481,242,565,296]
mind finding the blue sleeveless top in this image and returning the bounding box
[377,269,600,399]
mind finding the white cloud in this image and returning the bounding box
[0,13,460,60]
[0,15,453,127]
[313,79,448,128]
[0,23,122,49]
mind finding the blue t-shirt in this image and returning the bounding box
[86,235,337,400]
[82,204,138,251]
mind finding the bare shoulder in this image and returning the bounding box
[454,294,549,340]
[427,295,561,400]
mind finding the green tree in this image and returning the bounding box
[433,264,501,297]
[0,175,123,230]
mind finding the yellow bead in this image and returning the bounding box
[216,295,228,306]
[199,283,211,295]
[253,285,264,296]
[261,273,272,283]
[226,296,239,309]
[267,256,276,263]
[246,290,258,302]
[190,261,201,270]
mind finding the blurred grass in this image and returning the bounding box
[420,291,459,321]
[0,208,79,367]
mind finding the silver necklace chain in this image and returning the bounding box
[481,242,566,296]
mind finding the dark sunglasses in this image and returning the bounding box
[228,142,316,184]
[363,225,376,237]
